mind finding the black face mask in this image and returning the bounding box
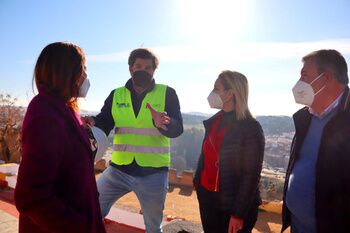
[132,70,153,88]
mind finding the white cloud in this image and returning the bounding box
[155,38,350,63]
[87,38,350,64]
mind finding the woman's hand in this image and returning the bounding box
[228,215,243,233]
[81,116,95,129]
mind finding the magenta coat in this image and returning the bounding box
[15,88,106,233]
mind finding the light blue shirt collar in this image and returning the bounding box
[309,91,344,119]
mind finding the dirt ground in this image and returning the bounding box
[114,185,290,233]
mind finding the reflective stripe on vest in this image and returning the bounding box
[115,127,163,136]
[113,144,170,154]
[111,84,170,167]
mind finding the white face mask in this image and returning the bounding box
[292,73,325,106]
[78,78,90,98]
[207,91,223,109]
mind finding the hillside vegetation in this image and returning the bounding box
[1,98,293,200]
[0,94,23,163]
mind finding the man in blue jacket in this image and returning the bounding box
[282,49,350,233]
[83,48,183,233]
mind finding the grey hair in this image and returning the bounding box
[302,49,348,85]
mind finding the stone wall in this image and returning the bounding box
[168,168,194,187]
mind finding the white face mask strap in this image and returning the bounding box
[311,73,326,96]
[310,72,324,85]
[314,85,326,96]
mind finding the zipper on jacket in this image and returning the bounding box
[208,136,220,192]
[214,161,219,192]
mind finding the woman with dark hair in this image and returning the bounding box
[15,42,106,233]
[194,70,265,233]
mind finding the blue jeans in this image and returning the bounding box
[97,165,168,233]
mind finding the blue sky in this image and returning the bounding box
[1,0,350,116]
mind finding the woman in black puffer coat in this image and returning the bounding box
[194,70,265,233]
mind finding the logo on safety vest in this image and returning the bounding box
[116,102,131,108]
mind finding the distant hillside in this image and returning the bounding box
[81,111,294,136]
[171,113,294,174]
[77,110,294,174]
[16,107,294,176]
[79,109,99,116]
[182,113,208,125]
[256,116,294,135]
[182,113,294,136]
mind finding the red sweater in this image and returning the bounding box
[200,112,225,192]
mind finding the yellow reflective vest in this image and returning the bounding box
[111,84,170,167]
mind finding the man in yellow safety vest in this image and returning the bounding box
[82,48,183,233]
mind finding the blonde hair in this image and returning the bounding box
[218,70,252,120]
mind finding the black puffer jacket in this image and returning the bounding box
[281,87,350,233]
[194,110,265,218]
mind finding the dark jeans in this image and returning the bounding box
[197,185,258,233]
